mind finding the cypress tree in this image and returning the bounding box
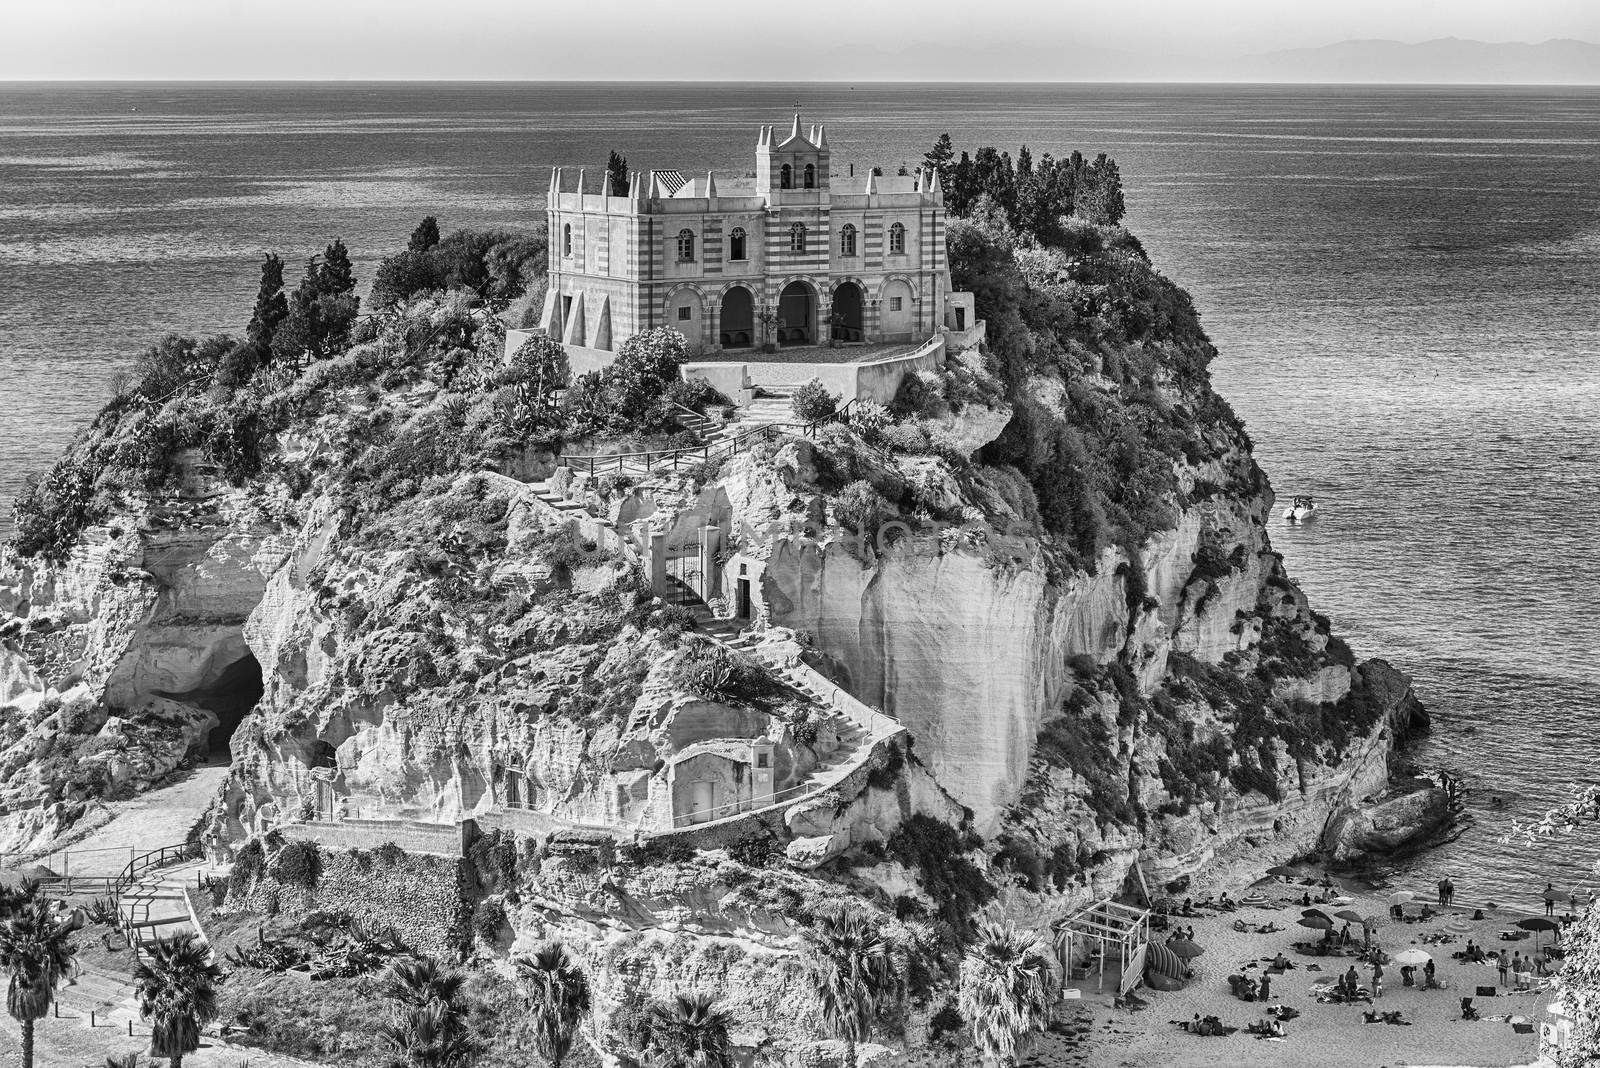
[316,238,356,296]
[605,151,629,196]
[407,216,440,252]
[245,253,288,348]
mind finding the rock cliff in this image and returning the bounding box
[1,217,1429,1062]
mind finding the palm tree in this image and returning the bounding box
[802,910,902,1068]
[0,893,83,1068]
[957,922,1056,1067]
[643,992,732,1068]
[105,1054,140,1068]
[377,1001,473,1068]
[131,932,225,1068]
[514,941,592,1068]
[383,957,467,1010]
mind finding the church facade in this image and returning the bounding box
[537,116,957,354]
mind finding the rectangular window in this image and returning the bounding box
[677,307,692,321]
[757,752,770,769]
[889,296,903,312]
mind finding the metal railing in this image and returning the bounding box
[561,398,856,476]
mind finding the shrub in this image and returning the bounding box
[886,815,992,936]
[833,479,894,536]
[273,839,323,889]
[671,640,779,705]
[791,379,841,423]
[10,458,103,562]
[374,842,408,866]
[231,839,266,894]
[472,897,508,944]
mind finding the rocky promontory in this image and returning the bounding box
[1,202,1431,1062]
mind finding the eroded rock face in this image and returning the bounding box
[0,474,288,852]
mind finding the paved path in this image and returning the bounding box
[26,765,229,880]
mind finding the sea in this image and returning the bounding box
[1,83,1596,907]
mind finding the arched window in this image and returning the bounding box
[804,163,816,189]
[789,223,807,253]
[839,224,857,257]
[729,226,747,261]
[889,222,906,255]
[562,223,573,257]
[780,164,792,190]
[677,228,695,262]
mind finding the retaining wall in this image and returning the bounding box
[277,816,469,857]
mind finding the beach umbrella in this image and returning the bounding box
[1516,916,1562,952]
[1389,891,1416,906]
[1393,948,1431,967]
[1298,916,1333,932]
[1267,865,1297,878]
[1302,908,1333,923]
[1334,909,1365,924]
[1168,938,1205,960]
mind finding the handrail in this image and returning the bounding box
[560,398,855,476]
[113,842,195,904]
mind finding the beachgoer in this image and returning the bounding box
[1498,950,1510,985]
[1424,959,1437,989]
[1220,891,1234,910]
[1303,892,1313,907]
[1271,1017,1286,1037]
[1546,883,1557,917]
[1445,877,1455,905]
[1401,964,1415,987]
[1438,877,1449,905]
[1272,952,1290,971]
[1340,922,1351,946]
[1512,951,1523,978]
[1345,965,1360,992]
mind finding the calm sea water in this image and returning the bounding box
[2,83,1596,905]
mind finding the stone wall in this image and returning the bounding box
[277,816,469,857]
[237,843,473,958]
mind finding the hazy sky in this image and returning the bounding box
[2,0,1597,80]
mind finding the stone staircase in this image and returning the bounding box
[117,858,209,958]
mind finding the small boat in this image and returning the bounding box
[1283,494,1319,522]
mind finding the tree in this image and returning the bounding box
[957,922,1055,1067]
[1074,153,1126,226]
[606,151,630,196]
[383,957,466,1010]
[132,932,224,1068]
[642,992,732,1068]
[371,250,448,309]
[409,216,441,252]
[0,894,82,1068]
[271,246,361,364]
[246,253,289,350]
[500,333,571,440]
[516,942,591,1068]
[133,334,205,400]
[317,238,357,296]
[923,133,955,189]
[802,910,903,1068]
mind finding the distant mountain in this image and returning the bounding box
[1234,38,1600,85]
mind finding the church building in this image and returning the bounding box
[538,115,955,354]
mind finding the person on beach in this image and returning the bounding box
[1424,959,1437,989]
[1260,973,1272,1000]
[1438,877,1449,905]
[1498,950,1510,986]
[1372,961,1384,998]
[1445,877,1455,905]
[1546,883,1557,917]
[1512,951,1523,978]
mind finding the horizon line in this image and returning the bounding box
[2,78,1599,88]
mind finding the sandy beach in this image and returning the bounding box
[1030,873,1560,1068]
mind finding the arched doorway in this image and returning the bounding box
[831,281,864,342]
[720,285,754,349]
[777,281,815,346]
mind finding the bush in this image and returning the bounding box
[273,839,323,889]
[834,479,895,536]
[671,640,779,705]
[886,815,992,937]
[472,897,508,944]
[10,458,103,562]
[791,379,841,423]
[231,839,266,894]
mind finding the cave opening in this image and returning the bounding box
[158,652,265,763]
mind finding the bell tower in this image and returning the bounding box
[756,112,829,205]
